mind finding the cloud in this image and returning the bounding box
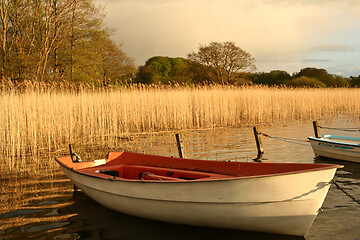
[310,44,356,52]
[265,0,360,6]
[96,0,360,77]
[303,58,330,62]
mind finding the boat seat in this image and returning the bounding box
[84,164,232,181]
[138,172,187,181]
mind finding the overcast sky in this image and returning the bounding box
[96,0,360,77]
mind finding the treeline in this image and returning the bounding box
[0,0,136,85]
[1,9,360,90]
[135,56,360,87]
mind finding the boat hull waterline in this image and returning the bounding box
[55,151,341,236]
[308,135,360,163]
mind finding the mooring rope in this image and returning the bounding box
[331,179,360,205]
[260,132,311,147]
[319,126,360,132]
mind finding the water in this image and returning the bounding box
[1,120,360,240]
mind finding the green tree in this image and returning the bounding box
[286,76,326,88]
[253,70,291,86]
[187,41,256,84]
[136,56,195,84]
[349,75,360,87]
[332,75,349,87]
[136,65,156,84]
[294,67,349,87]
[136,56,171,84]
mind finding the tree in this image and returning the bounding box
[98,40,136,85]
[136,56,172,84]
[136,65,156,84]
[349,75,360,87]
[294,67,349,87]
[0,0,11,81]
[136,56,195,84]
[187,41,256,84]
[286,76,326,88]
[253,70,291,86]
[0,0,136,85]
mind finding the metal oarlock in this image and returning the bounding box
[69,144,82,162]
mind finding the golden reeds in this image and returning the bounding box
[1,85,360,173]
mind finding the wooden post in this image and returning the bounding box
[175,133,184,158]
[69,144,74,162]
[253,126,264,162]
[313,121,320,138]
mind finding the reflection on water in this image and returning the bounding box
[1,120,360,239]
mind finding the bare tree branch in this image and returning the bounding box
[188,41,256,84]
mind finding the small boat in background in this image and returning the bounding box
[308,135,360,163]
[55,151,341,236]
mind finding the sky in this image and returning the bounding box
[96,0,360,77]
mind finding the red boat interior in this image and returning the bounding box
[86,164,233,181]
[56,151,341,181]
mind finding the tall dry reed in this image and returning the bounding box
[1,85,360,173]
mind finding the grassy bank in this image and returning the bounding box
[1,85,360,173]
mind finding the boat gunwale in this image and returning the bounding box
[308,136,360,148]
[322,135,360,141]
[54,154,342,184]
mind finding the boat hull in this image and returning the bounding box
[59,163,337,236]
[308,136,360,163]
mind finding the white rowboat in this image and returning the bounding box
[308,135,360,163]
[55,151,342,236]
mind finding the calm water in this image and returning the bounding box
[1,120,360,240]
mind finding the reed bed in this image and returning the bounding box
[1,85,360,173]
